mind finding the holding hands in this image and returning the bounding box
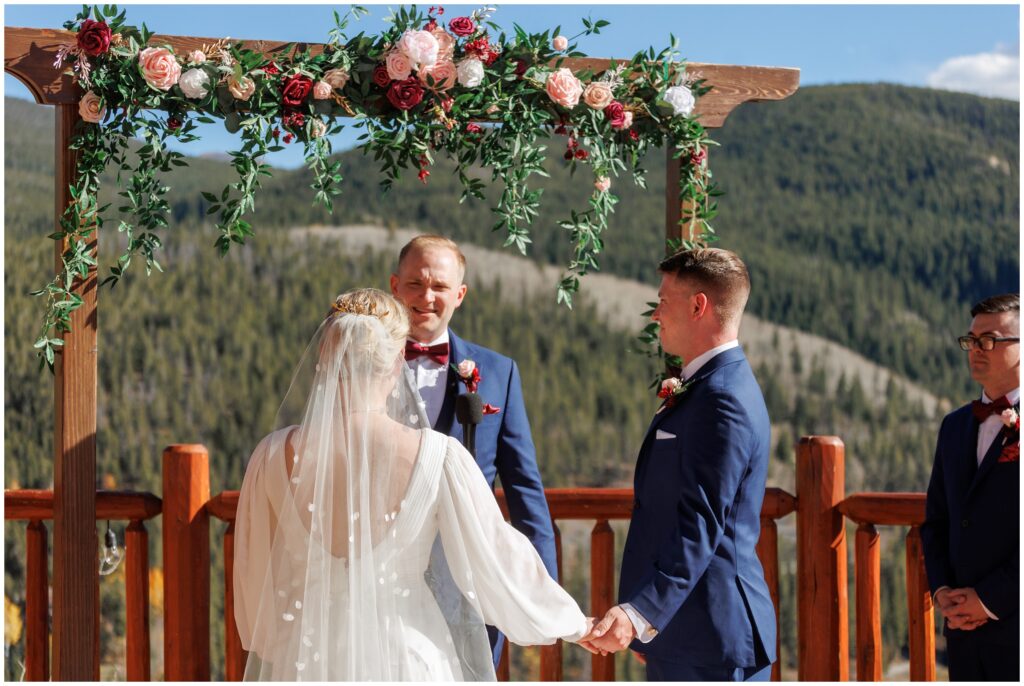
[935,587,989,631]
[577,606,636,656]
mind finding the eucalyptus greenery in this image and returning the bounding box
[36,4,716,369]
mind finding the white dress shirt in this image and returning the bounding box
[934,386,1018,622]
[620,339,742,643]
[406,332,450,428]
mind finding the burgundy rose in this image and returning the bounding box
[166,116,182,131]
[283,133,294,144]
[574,148,589,161]
[604,101,627,129]
[424,19,438,31]
[280,74,313,108]
[448,16,476,37]
[386,77,424,111]
[372,65,391,89]
[263,62,280,76]
[629,129,640,142]
[514,58,529,77]
[282,110,305,129]
[690,146,707,167]
[77,19,112,57]
[466,123,482,134]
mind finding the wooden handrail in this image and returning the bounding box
[837,493,925,526]
[4,489,162,521]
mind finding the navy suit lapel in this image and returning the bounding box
[432,330,460,435]
[968,403,1018,499]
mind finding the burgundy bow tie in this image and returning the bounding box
[405,341,449,365]
[971,395,1013,423]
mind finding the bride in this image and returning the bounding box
[233,288,593,680]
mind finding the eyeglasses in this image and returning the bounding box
[957,335,1021,351]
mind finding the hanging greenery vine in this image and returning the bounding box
[36,4,717,368]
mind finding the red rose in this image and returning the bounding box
[282,110,305,129]
[263,62,280,76]
[387,77,424,111]
[690,146,707,167]
[283,133,294,144]
[77,19,112,57]
[372,65,391,89]
[166,116,182,131]
[418,168,430,184]
[465,37,497,64]
[514,58,529,77]
[574,148,589,161]
[629,129,640,142]
[280,74,313,108]
[604,101,627,129]
[448,16,476,37]
[466,123,482,134]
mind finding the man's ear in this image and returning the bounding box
[454,283,468,308]
[389,273,400,297]
[692,292,709,320]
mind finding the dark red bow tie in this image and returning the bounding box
[971,395,1013,423]
[405,341,449,365]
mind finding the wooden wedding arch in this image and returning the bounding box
[6,21,937,684]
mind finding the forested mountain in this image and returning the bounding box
[3,84,1017,679]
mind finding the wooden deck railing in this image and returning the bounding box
[4,489,161,681]
[4,436,943,681]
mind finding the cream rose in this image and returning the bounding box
[227,75,256,101]
[323,68,350,90]
[621,110,634,129]
[310,119,328,139]
[398,29,439,68]
[664,85,695,117]
[583,82,613,110]
[78,90,105,123]
[457,360,477,377]
[386,50,413,81]
[138,46,181,91]
[418,60,457,91]
[545,67,583,108]
[456,58,485,88]
[188,50,206,65]
[313,80,333,100]
[178,68,210,99]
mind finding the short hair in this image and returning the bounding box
[971,293,1020,318]
[397,235,467,281]
[658,247,751,325]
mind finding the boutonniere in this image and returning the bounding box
[656,376,693,412]
[998,407,1020,463]
[451,359,501,415]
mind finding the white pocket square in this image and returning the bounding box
[655,429,676,440]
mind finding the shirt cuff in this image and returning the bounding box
[620,603,658,644]
[979,598,999,621]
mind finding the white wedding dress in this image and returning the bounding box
[234,426,586,680]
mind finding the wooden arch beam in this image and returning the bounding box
[5,26,800,127]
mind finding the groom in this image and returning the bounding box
[390,234,558,666]
[586,248,776,681]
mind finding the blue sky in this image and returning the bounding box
[4,3,1019,168]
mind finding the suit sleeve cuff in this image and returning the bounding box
[979,598,999,620]
[620,603,658,644]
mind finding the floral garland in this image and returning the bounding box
[35,4,717,368]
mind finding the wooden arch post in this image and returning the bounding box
[5,24,798,678]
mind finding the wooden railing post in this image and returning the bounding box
[125,521,151,681]
[905,527,936,681]
[755,516,781,682]
[162,444,211,680]
[223,520,247,681]
[796,436,849,680]
[25,521,49,681]
[855,523,882,681]
[590,520,616,681]
[540,521,564,681]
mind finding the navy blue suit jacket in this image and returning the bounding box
[618,346,776,669]
[432,330,558,580]
[921,402,1020,646]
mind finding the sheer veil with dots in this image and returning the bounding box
[233,309,494,680]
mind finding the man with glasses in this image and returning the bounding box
[921,293,1019,681]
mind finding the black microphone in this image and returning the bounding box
[454,392,484,458]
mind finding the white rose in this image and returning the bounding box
[179,68,210,99]
[456,58,485,88]
[457,360,477,377]
[664,85,695,117]
[188,50,206,65]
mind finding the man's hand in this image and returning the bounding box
[942,587,991,631]
[934,587,964,616]
[575,618,601,654]
[579,606,635,656]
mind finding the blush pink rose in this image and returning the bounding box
[432,28,456,61]
[552,35,568,52]
[138,46,181,91]
[310,119,328,139]
[227,75,255,100]
[545,68,583,109]
[594,176,611,193]
[386,50,413,81]
[323,68,350,89]
[583,82,613,110]
[313,80,333,100]
[188,49,206,65]
[418,60,457,91]
[78,90,105,123]
[457,360,477,377]
[398,29,440,68]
